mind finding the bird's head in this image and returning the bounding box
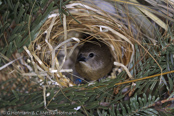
[75,41,113,81]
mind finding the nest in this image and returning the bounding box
[24,2,135,87]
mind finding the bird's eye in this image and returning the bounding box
[89,53,94,58]
[78,53,82,57]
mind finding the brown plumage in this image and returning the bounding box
[75,41,113,81]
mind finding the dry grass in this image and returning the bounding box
[1,0,173,88]
[23,1,135,87]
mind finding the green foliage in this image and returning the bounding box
[97,94,159,116]
[0,0,72,64]
[0,0,174,116]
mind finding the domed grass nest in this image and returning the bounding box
[24,2,136,87]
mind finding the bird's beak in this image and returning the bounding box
[77,54,86,62]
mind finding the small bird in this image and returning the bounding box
[75,41,113,81]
